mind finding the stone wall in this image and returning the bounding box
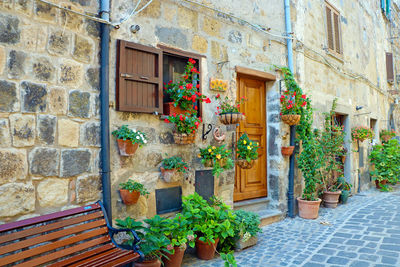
[0,0,102,222]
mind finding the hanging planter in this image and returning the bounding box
[112,125,147,156]
[173,132,195,145]
[214,94,247,125]
[119,179,149,205]
[351,126,374,143]
[218,112,244,125]
[119,189,140,205]
[281,146,294,156]
[236,133,259,169]
[164,114,201,145]
[160,156,188,183]
[116,139,139,156]
[281,114,301,126]
[236,159,255,169]
[199,145,233,177]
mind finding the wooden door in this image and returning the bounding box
[234,76,267,201]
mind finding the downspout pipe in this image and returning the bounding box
[100,0,112,221]
[284,0,295,218]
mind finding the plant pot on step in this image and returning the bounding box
[160,167,178,183]
[119,189,140,205]
[281,114,301,126]
[195,238,219,260]
[163,244,186,267]
[234,235,258,251]
[297,197,322,219]
[340,190,350,204]
[163,102,186,116]
[135,259,161,267]
[323,191,342,208]
[173,132,195,145]
[116,139,139,156]
[218,112,244,125]
[236,159,255,169]
[281,146,294,156]
[375,179,388,189]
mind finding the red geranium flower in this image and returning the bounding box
[186,83,193,89]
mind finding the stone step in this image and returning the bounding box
[233,197,270,212]
[257,209,284,227]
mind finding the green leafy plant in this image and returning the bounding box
[236,133,259,162]
[234,210,262,239]
[351,126,374,142]
[279,68,308,115]
[161,155,188,173]
[164,58,211,113]
[112,125,147,146]
[337,176,352,191]
[380,129,396,143]
[167,213,196,249]
[199,145,234,177]
[164,113,202,135]
[119,179,149,196]
[214,93,246,115]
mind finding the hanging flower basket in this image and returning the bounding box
[281,114,301,126]
[163,102,187,116]
[281,146,294,156]
[117,139,139,156]
[119,189,140,205]
[236,159,255,169]
[203,158,227,168]
[173,132,195,145]
[219,112,244,125]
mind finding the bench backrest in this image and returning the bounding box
[0,203,112,266]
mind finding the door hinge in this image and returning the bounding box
[120,73,133,78]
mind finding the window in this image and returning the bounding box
[116,40,203,115]
[386,52,394,84]
[381,0,391,18]
[325,2,342,56]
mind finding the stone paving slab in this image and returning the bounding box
[182,188,400,267]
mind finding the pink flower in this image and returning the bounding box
[167,244,174,251]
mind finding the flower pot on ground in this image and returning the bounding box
[236,133,259,169]
[112,125,147,156]
[297,197,322,219]
[337,177,352,205]
[160,156,188,183]
[351,126,374,143]
[340,190,350,204]
[232,209,261,251]
[164,114,201,145]
[119,179,149,205]
[214,94,246,125]
[163,245,186,267]
[375,179,388,189]
[199,145,233,177]
[195,238,219,260]
[322,191,342,208]
[281,146,294,156]
[135,259,161,267]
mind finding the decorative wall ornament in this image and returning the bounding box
[213,127,226,143]
[210,78,228,91]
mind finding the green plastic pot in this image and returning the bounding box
[340,190,350,204]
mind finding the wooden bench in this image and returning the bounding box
[0,201,143,266]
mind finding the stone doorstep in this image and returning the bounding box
[233,197,270,212]
[258,209,284,227]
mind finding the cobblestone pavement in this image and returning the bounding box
[182,188,400,267]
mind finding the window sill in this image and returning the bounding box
[325,49,344,63]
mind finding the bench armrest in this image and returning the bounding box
[108,227,144,260]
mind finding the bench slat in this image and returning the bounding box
[1,227,108,265]
[100,252,142,267]
[0,204,101,233]
[71,248,126,267]
[0,211,104,244]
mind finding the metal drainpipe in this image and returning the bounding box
[100,0,112,221]
[284,0,295,218]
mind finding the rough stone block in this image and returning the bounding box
[68,90,90,118]
[0,149,27,185]
[73,35,93,63]
[76,174,101,203]
[163,5,176,22]
[159,132,174,144]
[137,0,160,18]
[229,30,242,44]
[32,57,55,81]
[49,87,67,115]
[0,14,20,44]
[0,80,18,112]
[269,126,279,156]
[7,50,25,79]
[60,4,83,31]
[86,68,99,91]
[178,6,198,31]
[37,178,69,207]
[48,30,70,55]
[93,93,100,117]
[35,1,57,21]
[29,147,59,177]
[37,115,56,145]
[80,122,100,147]
[192,35,208,54]
[85,19,100,38]
[155,27,188,49]
[60,61,83,85]
[202,17,222,37]
[61,149,91,177]
[211,41,228,61]
[21,81,47,112]
[15,0,32,14]
[0,183,35,217]
[0,46,5,74]
[9,114,35,147]
[58,119,79,147]
[0,119,10,147]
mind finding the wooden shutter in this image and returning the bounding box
[326,6,334,51]
[333,13,341,54]
[116,40,163,113]
[386,52,394,83]
[326,3,342,55]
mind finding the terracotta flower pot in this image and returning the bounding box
[135,259,161,267]
[160,167,177,183]
[116,139,139,156]
[297,197,321,219]
[322,191,342,208]
[119,189,140,205]
[163,245,186,267]
[173,132,196,145]
[281,146,294,156]
[375,179,388,189]
[195,238,219,260]
[236,159,255,169]
[218,112,244,125]
[281,114,301,126]
[163,102,186,116]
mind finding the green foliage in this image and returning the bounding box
[233,209,262,238]
[214,94,246,114]
[161,155,188,173]
[236,133,260,162]
[337,176,352,191]
[119,179,149,196]
[199,145,234,177]
[351,126,374,142]
[221,251,237,267]
[111,125,147,146]
[369,139,400,190]
[164,113,202,135]
[169,213,196,248]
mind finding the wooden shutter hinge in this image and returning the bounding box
[120,73,133,78]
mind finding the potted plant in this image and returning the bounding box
[160,156,188,183]
[236,133,259,169]
[337,177,352,204]
[214,93,246,125]
[199,145,234,177]
[164,113,202,145]
[232,210,262,251]
[163,58,211,115]
[116,216,172,267]
[112,125,147,156]
[119,179,149,205]
[281,146,295,156]
[351,126,374,142]
[380,129,396,143]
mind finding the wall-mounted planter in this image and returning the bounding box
[236,159,255,169]
[219,112,244,125]
[173,132,195,145]
[163,102,186,116]
[281,146,294,156]
[117,139,139,156]
[119,189,140,205]
[160,167,178,183]
[281,114,301,126]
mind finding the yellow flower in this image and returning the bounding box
[247,146,251,150]
[208,149,212,152]
[243,140,247,145]
[212,146,216,150]
[198,154,201,158]
[256,142,259,146]
[250,142,252,145]
[216,154,221,159]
